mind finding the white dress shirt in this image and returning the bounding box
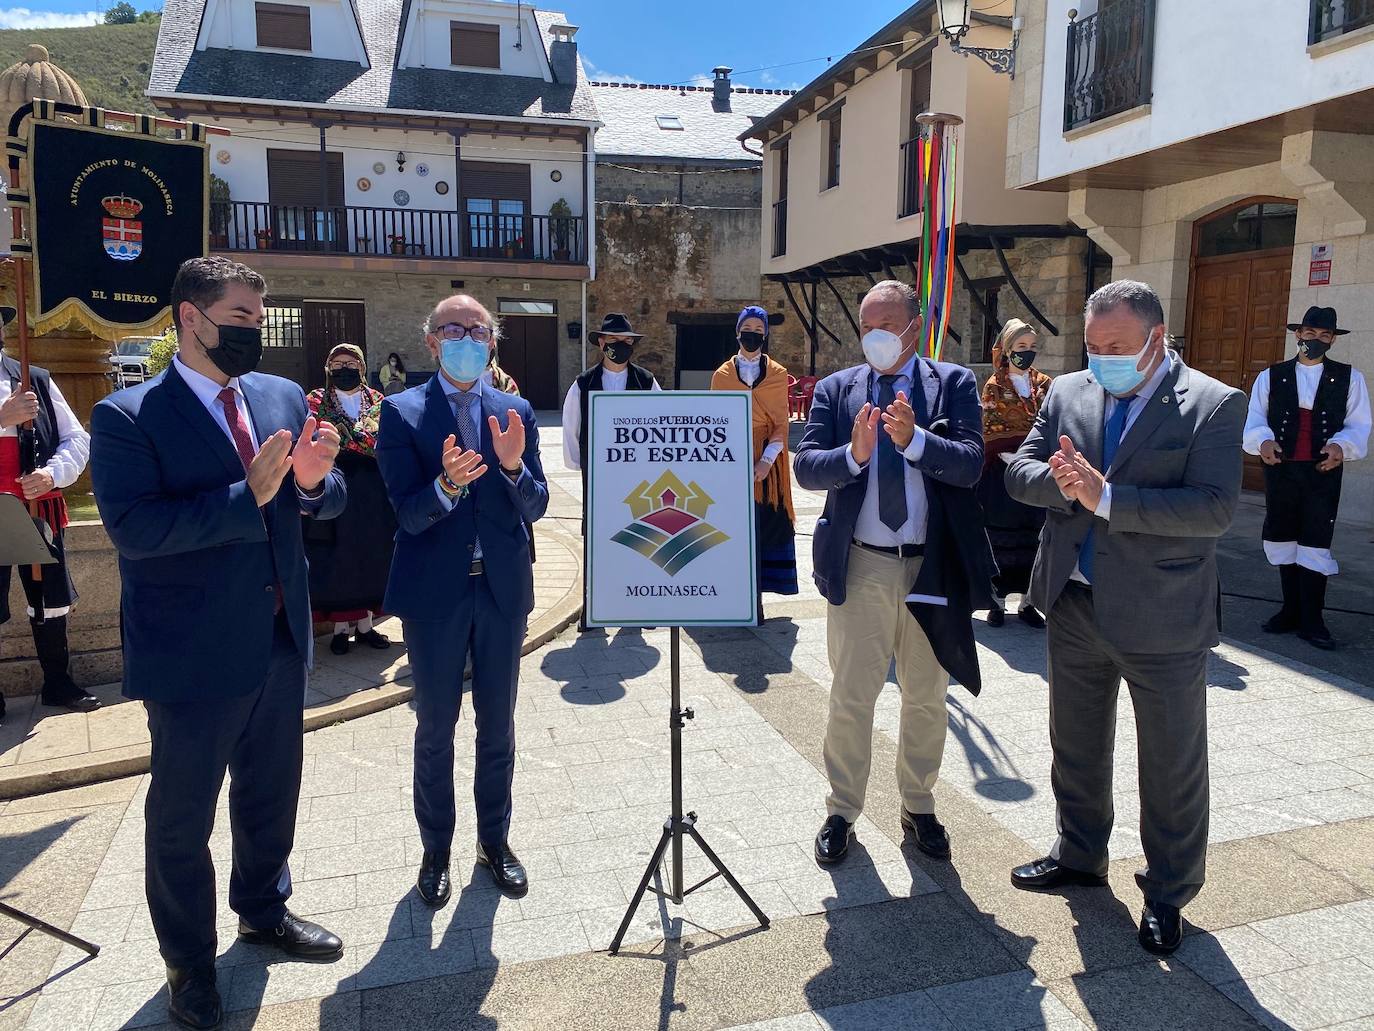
[1242,360,1371,461]
[1009,370,1032,399]
[0,371,90,489]
[734,354,785,465]
[335,388,363,422]
[561,366,662,471]
[842,356,930,546]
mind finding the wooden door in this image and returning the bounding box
[497,314,559,410]
[301,300,366,392]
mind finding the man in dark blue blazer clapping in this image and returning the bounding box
[376,294,548,907]
[91,257,347,1031]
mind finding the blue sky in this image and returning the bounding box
[0,0,903,91]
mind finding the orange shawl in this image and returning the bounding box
[710,355,796,524]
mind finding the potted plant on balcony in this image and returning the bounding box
[501,234,524,260]
[549,198,573,261]
[254,227,273,250]
[388,233,406,255]
[208,174,231,249]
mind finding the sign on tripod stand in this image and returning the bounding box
[586,391,756,628]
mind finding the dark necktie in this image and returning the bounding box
[451,391,483,560]
[218,387,282,611]
[1079,397,1131,584]
[876,374,907,533]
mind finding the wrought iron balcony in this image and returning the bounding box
[772,198,788,258]
[899,137,924,219]
[1063,0,1156,132]
[1310,0,1374,44]
[208,201,587,264]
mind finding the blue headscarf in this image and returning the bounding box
[736,305,770,339]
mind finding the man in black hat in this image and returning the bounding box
[1243,305,1370,649]
[0,305,101,722]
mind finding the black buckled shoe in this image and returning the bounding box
[329,633,351,656]
[237,911,343,961]
[166,965,222,1030]
[1261,610,1299,634]
[1138,899,1183,955]
[39,678,101,714]
[417,849,452,908]
[901,810,951,860]
[1298,626,1338,651]
[814,815,853,865]
[356,628,392,650]
[476,841,529,897]
[1010,856,1108,892]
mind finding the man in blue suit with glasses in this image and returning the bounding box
[376,294,549,908]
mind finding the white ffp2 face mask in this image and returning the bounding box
[861,319,914,371]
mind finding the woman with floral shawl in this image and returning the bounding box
[978,318,1053,628]
[303,343,399,654]
[711,305,798,624]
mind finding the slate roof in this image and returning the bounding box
[149,0,599,123]
[590,81,792,162]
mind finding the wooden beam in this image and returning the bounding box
[991,237,1060,337]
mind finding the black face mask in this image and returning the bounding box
[195,308,263,378]
[1299,337,1331,361]
[1008,349,1037,371]
[738,331,766,354]
[329,368,362,391]
[602,341,634,365]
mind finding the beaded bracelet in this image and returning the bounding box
[438,472,468,500]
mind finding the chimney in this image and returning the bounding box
[712,66,732,112]
[550,23,579,85]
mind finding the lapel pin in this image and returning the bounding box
[1162,395,1170,404]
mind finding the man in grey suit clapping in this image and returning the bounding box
[1004,280,1246,956]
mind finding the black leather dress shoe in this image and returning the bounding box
[329,633,351,655]
[1010,856,1108,891]
[237,912,343,960]
[1298,627,1338,650]
[1138,899,1183,955]
[40,679,101,713]
[166,965,222,1030]
[477,841,529,897]
[901,811,951,860]
[986,607,1005,627]
[1262,610,1299,634]
[814,815,853,865]
[1018,606,1046,629]
[417,849,452,907]
[356,629,392,650]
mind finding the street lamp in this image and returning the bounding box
[936,0,1021,77]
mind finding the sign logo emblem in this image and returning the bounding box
[613,469,729,576]
[101,194,144,262]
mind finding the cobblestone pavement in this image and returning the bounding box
[1,414,1371,1031]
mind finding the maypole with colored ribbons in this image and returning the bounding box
[913,112,963,361]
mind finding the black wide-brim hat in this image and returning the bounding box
[588,312,643,341]
[1287,305,1349,335]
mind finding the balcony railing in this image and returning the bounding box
[771,198,787,257]
[209,202,587,264]
[1310,0,1374,43]
[899,138,923,219]
[1063,0,1156,132]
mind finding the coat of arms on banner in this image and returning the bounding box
[613,469,729,576]
[101,194,144,261]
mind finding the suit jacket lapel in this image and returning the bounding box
[238,373,277,450]
[1079,371,1108,469]
[479,384,503,466]
[913,358,935,427]
[845,365,869,429]
[1108,358,1185,475]
[165,362,244,482]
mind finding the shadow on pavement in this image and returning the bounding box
[946,695,1035,803]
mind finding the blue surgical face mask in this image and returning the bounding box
[440,337,489,383]
[1088,330,1154,396]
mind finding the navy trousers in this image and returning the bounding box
[144,613,305,969]
[404,572,525,852]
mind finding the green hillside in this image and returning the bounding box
[0,21,161,118]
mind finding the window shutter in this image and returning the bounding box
[450,21,500,68]
[460,161,531,205]
[267,150,345,207]
[255,2,311,50]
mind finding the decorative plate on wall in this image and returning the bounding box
[416,163,430,178]
[435,181,449,196]
[550,169,562,182]
[393,189,410,206]
[357,177,372,192]
[216,150,231,165]
[372,161,386,175]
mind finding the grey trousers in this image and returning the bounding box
[1046,583,1209,908]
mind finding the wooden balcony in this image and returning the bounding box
[1063,0,1156,133]
[209,201,588,270]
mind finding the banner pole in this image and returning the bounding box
[669,625,684,903]
[10,187,43,581]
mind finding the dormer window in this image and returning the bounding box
[255,2,311,51]
[451,21,500,68]
[656,115,684,130]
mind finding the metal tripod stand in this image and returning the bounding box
[608,627,769,954]
[0,902,100,957]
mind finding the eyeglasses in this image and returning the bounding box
[327,362,362,371]
[433,323,493,344]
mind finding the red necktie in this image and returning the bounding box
[218,387,282,613]
[217,387,257,469]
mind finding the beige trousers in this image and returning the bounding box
[824,544,949,821]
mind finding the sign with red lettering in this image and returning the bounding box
[1309,243,1332,287]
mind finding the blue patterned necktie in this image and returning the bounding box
[876,374,908,532]
[1078,396,1131,584]
[450,390,482,559]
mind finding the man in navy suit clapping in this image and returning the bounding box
[376,294,548,907]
